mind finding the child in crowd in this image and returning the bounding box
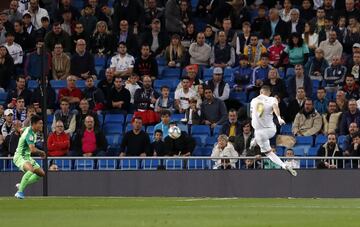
[183,98,201,125]
[155,86,174,113]
[151,129,165,156]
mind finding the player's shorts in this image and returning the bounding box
[13,154,40,172]
[254,127,277,153]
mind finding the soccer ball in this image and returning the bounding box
[168,126,181,139]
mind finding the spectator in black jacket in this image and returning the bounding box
[89,21,114,56]
[98,68,114,105]
[261,8,288,44]
[30,79,56,114]
[220,109,242,137]
[6,75,32,108]
[287,64,312,100]
[115,20,139,57]
[75,99,99,132]
[349,131,360,168]
[286,8,305,35]
[73,115,107,157]
[70,39,96,79]
[317,133,343,169]
[164,123,195,156]
[83,77,105,112]
[108,76,131,113]
[140,19,168,57]
[134,43,159,81]
[113,0,143,36]
[1,120,21,157]
[13,20,35,54]
[120,117,151,156]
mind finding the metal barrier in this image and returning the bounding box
[1,156,360,171]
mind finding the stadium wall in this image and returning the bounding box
[1,170,359,198]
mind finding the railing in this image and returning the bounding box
[1,156,360,171]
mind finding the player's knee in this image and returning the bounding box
[35,168,45,177]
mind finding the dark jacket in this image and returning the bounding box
[73,127,108,156]
[82,86,105,111]
[233,132,260,156]
[339,110,360,135]
[285,20,305,35]
[2,132,20,157]
[115,32,139,57]
[287,75,312,100]
[134,87,159,110]
[317,143,343,169]
[164,131,195,156]
[140,31,169,56]
[133,56,159,79]
[6,88,32,106]
[30,85,56,110]
[89,32,115,56]
[263,78,288,99]
[44,30,72,53]
[220,121,242,137]
[70,51,96,78]
[261,19,288,41]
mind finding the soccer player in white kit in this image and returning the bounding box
[250,86,297,176]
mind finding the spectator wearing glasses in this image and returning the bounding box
[47,120,70,157]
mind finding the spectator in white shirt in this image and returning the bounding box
[4,31,23,65]
[284,149,300,169]
[125,73,141,105]
[110,41,135,78]
[175,76,198,113]
[23,0,49,30]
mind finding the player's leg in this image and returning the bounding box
[25,167,44,187]
[18,161,44,193]
[17,161,35,194]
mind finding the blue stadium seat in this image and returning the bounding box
[193,147,212,156]
[188,159,207,170]
[193,136,204,147]
[300,159,316,168]
[125,114,133,124]
[5,161,18,171]
[156,57,166,66]
[75,80,86,89]
[103,124,123,135]
[104,114,125,124]
[0,92,7,105]
[75,160,94,170]
[296,136,313,146]
[223,68,234,78]
[178,123,188,134]
[97,114,104,127]
[106,134,122,147]
[230,92,247,103]
[307,147,319,156]
[292,146,305,156]
[165,160,183,170]
[51,159,71,170]
[27,80,38,90]
[205,137,217,147]
[153,79,180,92]
[286,67,295,79]
[338,135,347,150]
[72,0,83,10]
[47,115,54,124]
[280,123,292,135]
[142,159,160,170]
[213,125,222,137]
[203,68,213,80]
[161,67,181,78]
[171,114,184,122]
[315,134,327,146]
[276,146,285,156]
[95,56,106,66]
[50,80,67,89]
[120,159,140,170]
[191,125,211,136]
[146,126,154,134]
[0,159,4,171]
[97,159,117,170]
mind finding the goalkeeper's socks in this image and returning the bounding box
[26,173,40,186]
[18,171,33,192]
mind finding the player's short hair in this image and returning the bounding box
[31,115,42,125]
[260,85,271,93]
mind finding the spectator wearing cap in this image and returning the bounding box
[58,75,82,108]
[0,109,14,145]
[70,39,96,79]
[243,33,267,68]
[134,43,159,81]
[120,117,151,157]
[233,55,252,91]
[175,76,198,113]
[176,65,202,92]
[73,115,108,157]
[23,0,49,30]
[110,41,135,79]
[200,86,227,129]
[79,4,97,37]
[319,30,343,63]
[210,31,235,68]
[44,21,72,53]
[6,76,32,107]
[115,20,139,57]
[24,39,51,80]
[140,18,168,57]
[189,32,211,66]
[164,34,186,68]
[205,67,230,101]
[13,20,34,53]
[47,120,70,157]
[51,43,70,80]
[4,31,23,66]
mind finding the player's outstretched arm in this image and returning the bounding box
[29,144,46,158]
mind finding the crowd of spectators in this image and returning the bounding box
[0,0,360,169]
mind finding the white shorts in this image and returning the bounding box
[254,127,276,153]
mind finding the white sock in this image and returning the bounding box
[265,152,286,169]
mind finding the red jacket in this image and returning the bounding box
[47,132,71,156]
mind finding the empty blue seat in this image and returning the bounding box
[165,160,183,170]
[213,125,222,137]
[95,56,106,66]
[205,137,217,147]
[0,92,7,105]
[193,147,212,156]
[171,114,184,122]
[193,136,205,147]
[338,135,347,145]
[292,146,305,156]
[280,124,292,135]
[142,159,160,170]
[104,114,125,124]
[162,67,181,78]
[300,159,316,168]
[27,80,38,90]
[156,57,166,66]
[276,146,285,156]
[50,80,67,89]
[103,124,123,135]
[296,136,313,146]
[230,92,247,103]
[52,159,71,170]
[223,68,234,77]
[97,159,117,170]
[125,114,133,124]
[286,67,295,79]
[106,134,122,146]
[203,68,213,79]
[191,125,211,136]
[75,160,94,170]
[146,126,154,134]
[315,134,327,146]
[308,147,319,156]
[153,79,179,92]
[97,114,104,127]
[120,159,140,170]
[188,159,207,170]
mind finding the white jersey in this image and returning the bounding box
[250,94,277,130]
[110,53,135,73]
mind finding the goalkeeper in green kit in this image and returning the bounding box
[13,115,46,199]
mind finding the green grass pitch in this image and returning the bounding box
[0,197,359,227]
